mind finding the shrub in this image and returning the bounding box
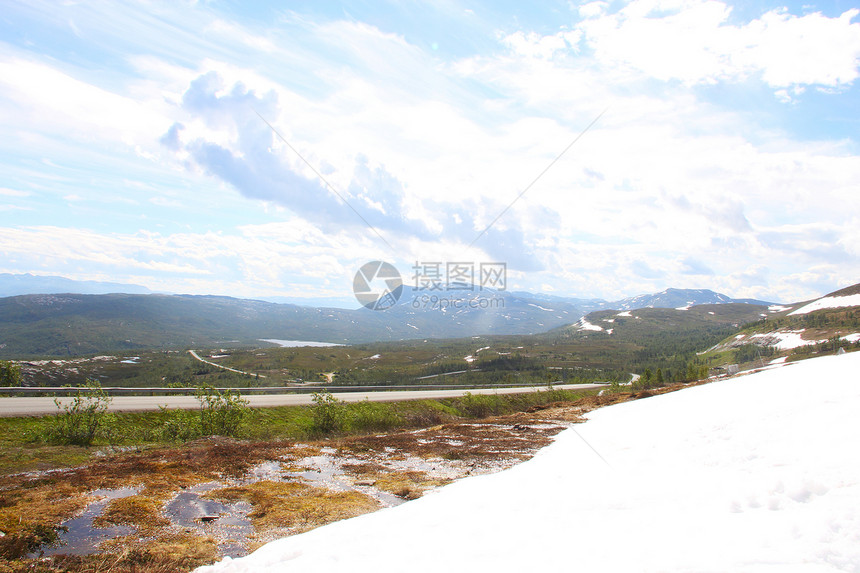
[348,400,402,433]
[45,381,112,446]
[458,392,506,418]
[158,407,202,442]
[196,386,249,437]
[311,390,345,434]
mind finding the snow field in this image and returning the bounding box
[197,352,860,573]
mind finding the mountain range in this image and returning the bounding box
[0,272,784,358]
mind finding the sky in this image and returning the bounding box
[1,0,859,307]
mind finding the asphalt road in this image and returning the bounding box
[0,383,607,417]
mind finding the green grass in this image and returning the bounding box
[0,387,596,475]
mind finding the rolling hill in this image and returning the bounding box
[0,282,793,359]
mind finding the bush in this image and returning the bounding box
[196,386,249,437]
[0,360,22,387]
[348,400,402,433]
[157,407,202,442]
[458,392,506,418]
[311,390,345,434]
[45,381,112,446]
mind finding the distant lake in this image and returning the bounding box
[259,339,345,348]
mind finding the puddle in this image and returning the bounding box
[164,483,253,558]
[282,456,404,507]
[39,486,140,557]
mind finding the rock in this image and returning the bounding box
[198,515,220,523]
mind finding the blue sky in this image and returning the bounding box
[1,0,858,306]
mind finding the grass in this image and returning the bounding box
[204,480,380,539]
[93,495,170,534]
[0,387,599,476]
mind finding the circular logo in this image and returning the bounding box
[353,261,403,311]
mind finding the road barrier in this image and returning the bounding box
[0,382,604,397]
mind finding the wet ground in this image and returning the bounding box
[1,396,652,571]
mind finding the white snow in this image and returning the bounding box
[769,304,792,313]
[527,303,554,311]
[616,310,632,317]
[842,333,860,343]
[406,323,419,330]
[577,317,604,332]
[769,356,788,364]
[197,351,860,573]
[750,330,812,350]
[789,293,860,315]
[260,339,344,347]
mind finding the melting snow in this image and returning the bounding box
[750,330,811,350]
[527,303,554,311]
[789,294,860,316]
[616,311,632,317]
[577,317,604,332]
[196,351,860,573]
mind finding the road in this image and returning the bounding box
[0,383,607,417]
[188,350,266,378]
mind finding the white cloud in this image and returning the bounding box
[1,1,858,304]
[573,1,860,88]
[0,187,30,197]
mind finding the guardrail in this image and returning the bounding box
[0,382,600,397]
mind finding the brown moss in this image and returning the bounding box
[92,495,169,534]
[370,470,450,500]
[205,480,379,534]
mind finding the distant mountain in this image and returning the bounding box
[0,273,151,297]
[0,289,584,357]
[0,282,784,358]
[610,288,773,310]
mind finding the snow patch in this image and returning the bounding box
[577,317,604,332]
[750,330,811,350]
[789,294,860,316]
[616,311,632,317]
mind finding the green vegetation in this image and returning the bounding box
[0,359,22,386]
[43,381,114,446]
[196,386,250,437]
[0,386,598,475]
[311,390,347,434]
